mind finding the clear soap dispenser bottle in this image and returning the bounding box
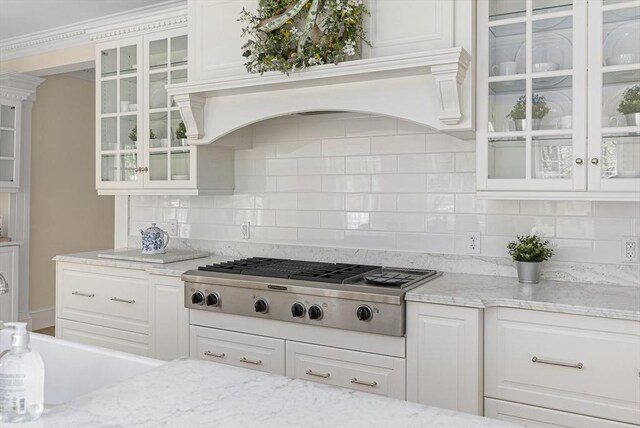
[0,322,44,422]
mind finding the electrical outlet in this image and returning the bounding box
[466,232,481,254]
[241,221,251,240]
[168,219,179,237]
[622,236,640,263]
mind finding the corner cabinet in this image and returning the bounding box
[95,29,234,196]
[477,0,640,200]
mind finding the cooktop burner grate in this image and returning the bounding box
[199,258,380,284]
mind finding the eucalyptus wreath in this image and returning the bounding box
[239,0,369,74]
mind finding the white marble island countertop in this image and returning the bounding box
[23,358,516,428]
[406,272,640,321]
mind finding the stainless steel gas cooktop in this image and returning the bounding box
[182,258,441,336]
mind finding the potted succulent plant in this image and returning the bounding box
[507,234,554,284]
[506,94,550,131]
[175,121,188,146]
[617,84,640,127]
[128,126,156,143]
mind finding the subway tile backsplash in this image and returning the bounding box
[129,113,640,265]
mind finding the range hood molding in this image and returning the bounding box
[167,48,472,145]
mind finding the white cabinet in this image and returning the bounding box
[0,245,19,322]
[55,262,188,361]
[406,302,483,415]
[151,274,189,360]
[96,29,234,196]
[286,341,406,399]
[0,100,21,191]
[477,0,640,200]
[485,307,640,425]
[190,325,285,375]
[485,398,639,428]
[188,0,472,81]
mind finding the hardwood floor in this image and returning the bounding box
[35,326,55,336]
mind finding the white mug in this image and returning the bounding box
[120,101,130,112]
[609,116,622,127]
[555,115,572,129]
[533,62,559,73]
[491,61,517,76]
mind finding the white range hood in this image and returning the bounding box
[166,47,472,145]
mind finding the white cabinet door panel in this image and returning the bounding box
[0,246,18,322]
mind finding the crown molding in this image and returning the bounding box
[0,0,186,61]
[0,71,44,102]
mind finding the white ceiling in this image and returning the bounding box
[0,0,162,41]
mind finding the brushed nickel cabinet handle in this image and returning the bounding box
[574,158,583,165]
[239,357,262,366]
[204,351,225,359]
[142,166,149,172]
[110,297,135,304]
[305,369,330,379]
[532,356,583,369]
[590,158,599,166]
[72,291,95,298]
[350,378,377,387]
[0,273,8,294]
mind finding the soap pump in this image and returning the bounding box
[0,322,44,422]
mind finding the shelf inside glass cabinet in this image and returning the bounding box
[489,0,572,21]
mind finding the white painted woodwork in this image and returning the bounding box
[406,302,483,415]
[180,0,474,137]
[151,274,189,360]
[190,325,285,375]
[189,309,406,358]
[476,0,640,200]
[0,245,19,322]
[286,341,406,399]
[485,398,639,428]
[57,318,152,357]
[55,262,186,361]
[57,263,151,334]
[94,28,235,196]
[586,0,640,194]
[485,308,640,425]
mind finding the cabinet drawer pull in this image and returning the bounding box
[110,297,135,304]
[305,369,330,379]
[239,357,262,366]
[350,378,377,387]
[204,351,225,359]
[532,356,583,370]
[0,273,8,294]
[72,291,95,298]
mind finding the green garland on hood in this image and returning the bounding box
[239,0,369,75]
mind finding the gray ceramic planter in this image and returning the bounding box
[516,261,542,284]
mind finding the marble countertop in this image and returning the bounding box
[406,272,640,321]
[53,249,230,277]
[22,358,516,428]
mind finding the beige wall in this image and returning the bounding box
[0,44,94,75]
[30,74,114,310]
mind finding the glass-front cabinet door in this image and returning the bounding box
[0,100,19,190]
[96,38,143,190]
[143,30,194,189]
[478,0,587,192]
[588,0,640,192]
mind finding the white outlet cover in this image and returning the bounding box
[466,232,481,254]
[168,219,178,237]
[622,236,640,263]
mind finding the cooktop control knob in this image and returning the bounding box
[254,298,269,314]
[206,292,220,307]
[356,305,373,321]
[308,304,323,321]
[191,291,205,306]
[291,302,306,318]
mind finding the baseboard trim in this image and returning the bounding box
[29,306,55,331]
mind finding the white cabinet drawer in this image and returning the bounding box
[57,318,151,357]
[485,398,638,428]
[485,308,640,425]
[57,263,150,334]
[190,326,285,375]
[286,341,405,399]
